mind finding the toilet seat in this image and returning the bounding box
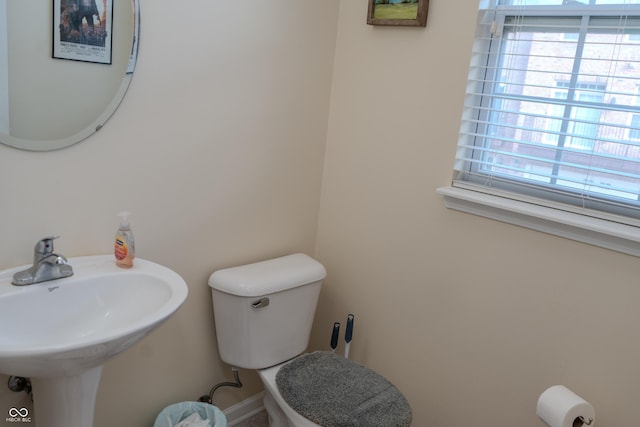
[258,352,412,427]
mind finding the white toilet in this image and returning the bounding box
[208,253,411,427]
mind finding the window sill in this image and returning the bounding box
[436,186,640,257]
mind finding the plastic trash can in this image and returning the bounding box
[153,401,226,427]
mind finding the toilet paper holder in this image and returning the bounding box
[575,416,594,427]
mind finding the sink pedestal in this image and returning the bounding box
[31,366,102,427]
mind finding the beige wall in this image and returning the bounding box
[4,0,640,426]
[312,1,640,426]
[0,0,339,426]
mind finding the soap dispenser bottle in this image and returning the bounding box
[114,211,135,268]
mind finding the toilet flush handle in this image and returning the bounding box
[251,297,270,308]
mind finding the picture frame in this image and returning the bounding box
[367,0,429,27]
[127,0,140,73]
[53,0,113,64]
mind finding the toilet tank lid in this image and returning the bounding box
[208,253,326,297]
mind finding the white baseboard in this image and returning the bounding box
[224,392,265,426]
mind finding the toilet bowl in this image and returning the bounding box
[258,360,321,427]
[208,254,411,427]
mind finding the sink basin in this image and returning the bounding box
[0,255,188,427]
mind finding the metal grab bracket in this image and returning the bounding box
[251,297,270,308]
[575,416,594,427]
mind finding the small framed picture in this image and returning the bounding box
[367,0,429,27]
[53,0,113,64]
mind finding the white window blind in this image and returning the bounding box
[455,0,640,220]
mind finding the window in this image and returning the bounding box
[630,86,640,139]
[440,0,640,255]
[630,114,640,139]
[544,82,605,150]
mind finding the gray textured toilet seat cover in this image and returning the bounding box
[275,351,412,427]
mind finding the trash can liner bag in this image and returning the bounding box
[153,401,226,427]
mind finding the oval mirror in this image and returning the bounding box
[0,0,139,151]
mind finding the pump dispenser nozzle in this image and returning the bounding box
[117,211,131,227]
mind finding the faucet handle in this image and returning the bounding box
[34,236,60,255]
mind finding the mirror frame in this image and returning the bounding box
[1,75,133,151]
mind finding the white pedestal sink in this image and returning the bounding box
[0,255,188,427]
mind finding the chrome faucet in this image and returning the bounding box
[12,236,73,286]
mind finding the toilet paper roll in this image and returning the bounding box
[536,385,595,427]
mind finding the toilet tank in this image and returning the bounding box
[209,253,326,370]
